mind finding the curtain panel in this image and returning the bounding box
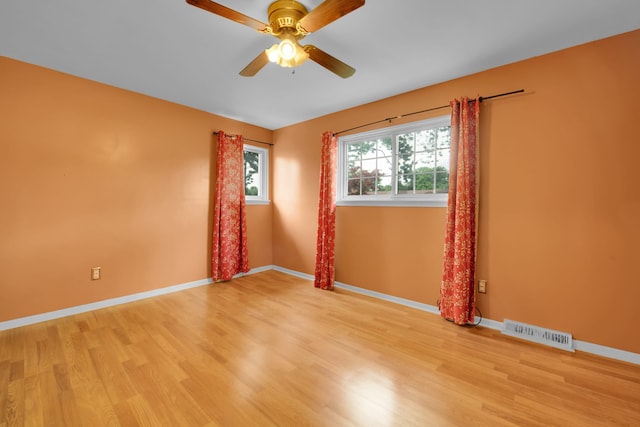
[314,131,338,290]
[211,131,249,281]
[439,97,480,325]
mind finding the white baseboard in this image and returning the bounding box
[571,340,640,365]
[272,265,314,280]
[231,265,274,279]
[3,265,638,365]
[0,266,271,331]
[334,281,441,315]
[271,266,640,366]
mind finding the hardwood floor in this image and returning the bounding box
[1,270,639,426]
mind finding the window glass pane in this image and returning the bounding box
[348,165,362,179]
[361,141,378,160]
[416,129,436,152]
[435,171,449,193]
[377,176,392,195]
[397,174,414,194]
[378,138,393,157]
[244,150,260,196]
[361,158,377,172]
[415,151,435,170]
[436,148,450,170]
[437,127,451,148]
[347,144,362,165]
[377,156,393,177]
[416,171,435,192]
[347,156,360,170]
[397,133,415,155]
[362,175,376,194]
[348,178,362,195]
[396,133,415,179]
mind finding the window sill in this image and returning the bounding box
[245,199,270,205]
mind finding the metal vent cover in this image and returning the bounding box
[502,319,574,352]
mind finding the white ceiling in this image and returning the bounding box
[1,1,639,130]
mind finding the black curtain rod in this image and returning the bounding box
[212,131,273,147]
[335,89,525,136]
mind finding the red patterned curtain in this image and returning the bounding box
[314,131,338,290]
[211,131,249,281]
[439,97,480,325]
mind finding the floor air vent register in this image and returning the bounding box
[501,319,574,352]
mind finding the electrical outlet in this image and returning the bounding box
[478,279,487,294]
[91,267,101,280]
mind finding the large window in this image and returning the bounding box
[337,115,451,207]
[243,144,269,204]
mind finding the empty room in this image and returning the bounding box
[1,1,639,425]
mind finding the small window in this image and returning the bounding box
[243,145,269,204]
[337,115,451,207]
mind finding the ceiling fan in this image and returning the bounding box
[185,0,365,78]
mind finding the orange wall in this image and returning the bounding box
[272,30,640,354]
[0,57,273,321]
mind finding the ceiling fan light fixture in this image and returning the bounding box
[278,38,297,60]
[291,46,309,67]
[266,44,280,63]
[265,40,309,68]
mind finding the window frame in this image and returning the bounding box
[337,115,451,207]
[243,144,270,205]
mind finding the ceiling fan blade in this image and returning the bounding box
[304,45,355,78]
[298,0,365,33]
[185,0,268,32]
[239,51,270,77]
